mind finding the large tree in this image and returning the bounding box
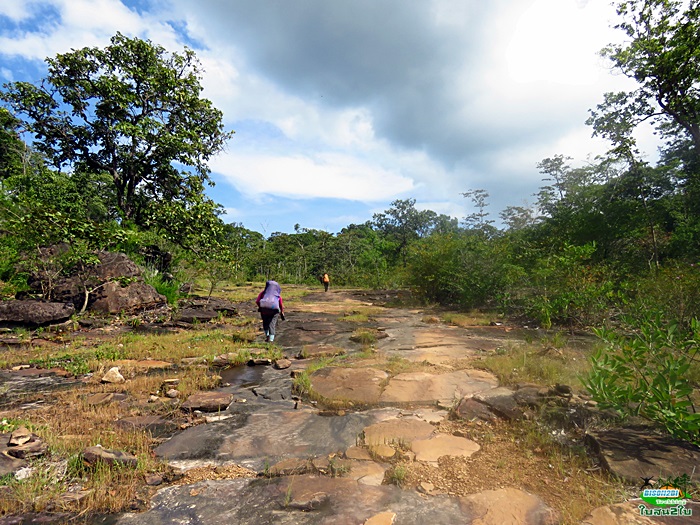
[587,0,700,167]
[1,33,233,231]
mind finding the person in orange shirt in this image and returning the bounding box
[322,273,330,292]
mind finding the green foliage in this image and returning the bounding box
[29,353,91,376]
[143,270,180,305]
[583,315,700,444]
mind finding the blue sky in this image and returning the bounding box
[0,0,656,235]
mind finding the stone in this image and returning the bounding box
[173,308,219,324]
[298,345,347,359]
[101,367,125,384]
[418,481,435,494]
[115,416,178,438]
[90,281,166,314]
[0,300,75,326]
[86,392,116,406]
[268,458,312,476]
[144,473,164,486]
[8,427,31,446]
[82,445,138,468]
[513,386,548,408]
[248,358,272,366]
[6,437,47,460]
[0,452,25,477]
[273,358,292,369]
[473,387,524,420]
[455,397,499,422]
[180,392,233,413]
[410,434,480,466]
[363,418,435,448]
[365,511,396,525]
[165,389,179,398]
[379,369,499,405]
[286,491,330,511]
[370,444,395,459]
[585,428,700,483]
[310,367,388,404]
[459,487,560,525]
[211,353,238,367]
[345,446,373,461]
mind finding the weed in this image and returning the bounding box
[387,464,407,487]
[350,329,376,346]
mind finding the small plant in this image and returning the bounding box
[350,329,376,346]
[387,464,407,487]
[583,315,700,444]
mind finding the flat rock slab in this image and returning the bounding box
[115,416,179,438]
[310,367,388,404]
[460,487,560,525]
[156,407,386,471]
[411,434,480,465]
[379,370,498,405]
[585,428,700,483]
[113,477,558,525]
[363,418,435,448]
[581,499,700,524]
[181,392,234,412]
[299,345,346,359]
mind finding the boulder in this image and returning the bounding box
[0,300,75,326]
[90,281,166,314]
[173,308,219,324]
[101,367,125,384]
[181,392,234,413]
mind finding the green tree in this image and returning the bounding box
[1,32,233,235]
[373,199,437,267]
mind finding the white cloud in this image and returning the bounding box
[210,151,414,201]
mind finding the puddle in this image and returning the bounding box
[219,365,266,388]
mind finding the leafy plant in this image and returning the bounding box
[582,315,700,444]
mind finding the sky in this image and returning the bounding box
[0,0,656,236]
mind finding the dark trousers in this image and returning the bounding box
[323,282,329,292]
[260,309,279,335]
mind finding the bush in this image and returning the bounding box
[582,314,700,444]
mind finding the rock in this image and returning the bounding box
[248,358,272,366]
[455,397,499,422]
[298,345,347,359]
[418,481,435,494]
[115,416,178,438]
[91,281,166,314]
[82,445,138,468]
[379,369,499,406]
[0,452,26,477]
[346,446,373,461]
[273,359,292,369]
[310,367,388,404]
[93,251,142,281]
[370,444,395,459]
[286,491,330,511]
[173,308,219,324]
[363,419,435,448]
[586,428,700,483]
[6,436,47,459]
[181,356,207,366]
[513,386,548,408]
[8,427,31,446]
[101,367,125,384]
[268,458,312,476]
[181,392,233,413]
[410,434,480,466]
[144,473,164,486]
[460,487,560,525]
[0,300,75,326]
[211,353,238,367]
[473,387,524,420]
[365,511,396,525]
[165,389,179,399]
[178,296,238,317]
[86,392,127,406]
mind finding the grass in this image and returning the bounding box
[441,311,495,327]
[477,342,591,390]
[349,329,377,346]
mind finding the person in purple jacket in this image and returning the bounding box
[255,280,284,342]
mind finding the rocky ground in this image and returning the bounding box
[0,288,698,524]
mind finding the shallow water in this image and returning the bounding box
[219,364,266,388]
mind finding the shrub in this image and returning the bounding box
[582,314,700,444]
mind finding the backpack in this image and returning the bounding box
[259,280,281,310]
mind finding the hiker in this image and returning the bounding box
[322,273,330,292]
[255,280,284,342]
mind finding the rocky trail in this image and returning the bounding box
[1,289,699,524]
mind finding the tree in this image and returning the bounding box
[1,32,233,234]
[588,0,700,168]
[372,199,437,266]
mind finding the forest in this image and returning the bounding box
[1,0,700,443]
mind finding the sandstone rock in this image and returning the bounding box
[370,443,395,459]
[0,452,25,477]
[211,353,238,367]
[83,445,138,468]
[455,397,499,422]
[365,511,396,525]
[101,367,125,384]
[181,392,233,413]
[93,251,142,281]
[248,358,272,366]
[473,387,524,420]
[379,369,499,405]
[6,436,47,459]
[460,487,560,525]
[363,418,435,448]
[115,416,178,437]
[0,300,75,326]
[286,491,329,511]
[173,308,219,324]
[298,345,346,359]
[410,434,480,465]
[144,473,164,486]
[268,458,312,476]
[586,428,700,483]
[346,446,373,461]
[90,281,165,314]
[273,358,292,369]
[310,367,388,404]
[165,389,179,399]
[8,427,31,447]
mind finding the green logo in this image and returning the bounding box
[638,475,693,517]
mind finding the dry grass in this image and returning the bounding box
[399,419,628,525]
[441,311,495,327]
